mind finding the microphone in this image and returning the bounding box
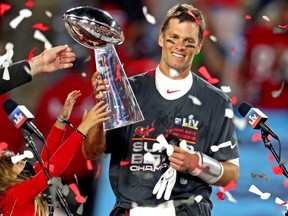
[238,102,279,140]
[2,98,45,142]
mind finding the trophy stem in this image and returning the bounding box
[94,44,144,131]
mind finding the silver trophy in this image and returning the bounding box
[63,6,144,131]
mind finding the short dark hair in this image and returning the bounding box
[160,4,206,43]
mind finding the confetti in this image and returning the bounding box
[120,161,130,166]
[249,184,271,200]
[251,133,262,142]
[198,66,219,84]
[45,10,52,17]
[272,165,283,175]
[26,46,37,61]
[33,30,52,49]
[210,141,232,152]
[9,9,32,29]
[0,142,8,156]
[69,183,86,203]
[220,86,231,93]
[188,95,202,106]
[84,55,91,63]
[156,134,174,156]
[169,68,179,78]
[209,35,217,42]
[251,173,269,181]
[25,0,34,8]
[233,116,246,131]
[142,6,156,25]
[262,15,270,22]
[271,81,284,98]
[0,3,11,16]
[32,23,50,31]
[225,108,234,119]
[279,24,288,29]
[231,96,238,106]
[11,150,34,164]
[86,160,94,171]
[245,14,252,20]
[275,197,288,210]
[187,10,201,26]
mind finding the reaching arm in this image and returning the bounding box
[82,71,110,160]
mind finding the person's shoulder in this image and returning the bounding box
[193,73,231,103]
[129,69,156,83]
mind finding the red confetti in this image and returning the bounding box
[94,163,101,179]
[115,64,121,81]
[198,66,219,84]
[223,180,237,192]
[245,14,252,20]
[0,3,11,16]
[120,161,129,166]
[187,10,201,26]
[279,24,288,29]
[283,179,288,187]
[203,30,210,38]
[216,191,225,200]
[32,23,49,32]
[251,133,261,142]
[231,96,238,106]
[272,166,283,175]
[25,0,35,8]
[69,183,86,203]
[231,46,236,56]
[0,142,8,156]
[267,154,275,163]
[86,160,94,171]
[26,46,37,61]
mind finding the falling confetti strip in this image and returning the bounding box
[11,150,34,164]
[220,86,231,93]
[45,10,53,17]
[249,184,271,200]
[26,46,37,61]
[25,0,34,8]
[225,108,234,119]
[198,66,219,84]
[120,161,130,166]
[69,183,86,203]
[0,3,11,16]
[0,142,8,156]
[210,141,232,152]
[231,96,238,106]
[169,68,179,78]
[262,15,270,22]
[33,30,52,49]
[142,6,156,25]
[9,8,32,29]
[271,81,284,98]
[209,35,217,42]
[245,14,252,20]
[188,95,202,106]
[32,23,50,31]
[251,172,269,181]
[251,133,262,143]
[187,10,201,26]
[272,166,283,176]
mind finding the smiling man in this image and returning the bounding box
[83,4,239,216]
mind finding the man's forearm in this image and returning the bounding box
[82,124,106,160]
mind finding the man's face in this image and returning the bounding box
[158,18,202,78]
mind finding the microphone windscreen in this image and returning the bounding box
[2,98,18,115]
[238,102,252,117]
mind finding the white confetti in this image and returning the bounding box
[45,10,53,17]
[249,184,271,200]
[210,141,232,152]
[225,108,234,119]
[10,9,32,29]
[11,150,34,164]
[275,197,288,209]
[169,68,179,78]
[194,195,203,203]
[233,116,247,131]
[262,15,270,22]
[220,86,231,93]
[209,35,217,42]
[142,6,156,25]
[188,95,202,106]
[34,30,52,49]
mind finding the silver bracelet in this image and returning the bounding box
[57,116,74,129]
[189,152,224,184]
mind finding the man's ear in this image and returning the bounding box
[158,32,163,48]
[195,41,203,54]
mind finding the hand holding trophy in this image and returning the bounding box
[63,6,144,131]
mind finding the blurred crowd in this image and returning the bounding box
[0,0,288,215]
